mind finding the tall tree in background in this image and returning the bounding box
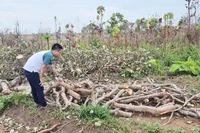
[185,0,199,32]
[96,6,105,39]
[0,29,9,45]
[15,21,20,38]
[163,12,174,48]
[106,12,128,45]
[54,16,58,43]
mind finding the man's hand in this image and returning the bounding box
[40,78,44,86]
[56,77,63,82]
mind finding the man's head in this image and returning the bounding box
[51,43,63,57]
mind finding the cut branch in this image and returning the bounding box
[113,102,179,115]
[96,86,118,103]
[60,87,71,109]
[52,88,62,108]
[110,109,133,117]
[118,92,167,104]
[38,123,61,133]
[105,89,125,106]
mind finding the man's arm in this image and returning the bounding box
[40,64,47,85]
[50,65,62,82]
[50,65,59,77]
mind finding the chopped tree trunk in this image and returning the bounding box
[0,80,11,95]
[66,89,81,100]
[73,88,93,95]
[125,88,133,96]
[105,89,125,106]
[110,109,133,117]
[96,86,118,103]
[16,54,26,67]
[11,85,30,91]
[0,83,2,92]
[118,84,129,89]
[113,102,179,115]
[44,82,60,95]
[9,76,22,87]
[59,82,75,90]
[59,82,81,100]
[44,82,81,100]
[178,109,200,118]
[118,92,167,103]
[129,84,143,90]
[52,88,62,108]
[60,87,71,109]
[78,79,95,89]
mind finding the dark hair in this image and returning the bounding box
[51,43,63,51]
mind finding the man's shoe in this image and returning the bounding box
[33,104,41,108]
[41,105,51,110]
[36,104,41,107]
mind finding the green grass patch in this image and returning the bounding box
[0,92,34,113]
[69,104,132,133]
[139,122,160,133]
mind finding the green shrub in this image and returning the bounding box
[148,59,163,74]
[169,57,200,75]
[90,36,102,48]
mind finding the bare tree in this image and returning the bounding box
[15,21,20,38]
[0,28,9,45]
[185,0,199,31]
[0,30,4,45]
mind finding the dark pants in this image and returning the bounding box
[23,69,47,107]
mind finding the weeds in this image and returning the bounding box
[28,107,41,116]
[0,92,34,113]
[173,128,185,133]
[69,104,110,120]
[139,122,160,133]
[162,128,172,133]
[90,36,102,48]
[80,104,109,120]
[191,128,200,133]
[51,108,68,120]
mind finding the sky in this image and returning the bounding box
[0,0,191,33]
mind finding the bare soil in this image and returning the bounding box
[0,104,110,133]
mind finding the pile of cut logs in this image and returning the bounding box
[0,76,200,124]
